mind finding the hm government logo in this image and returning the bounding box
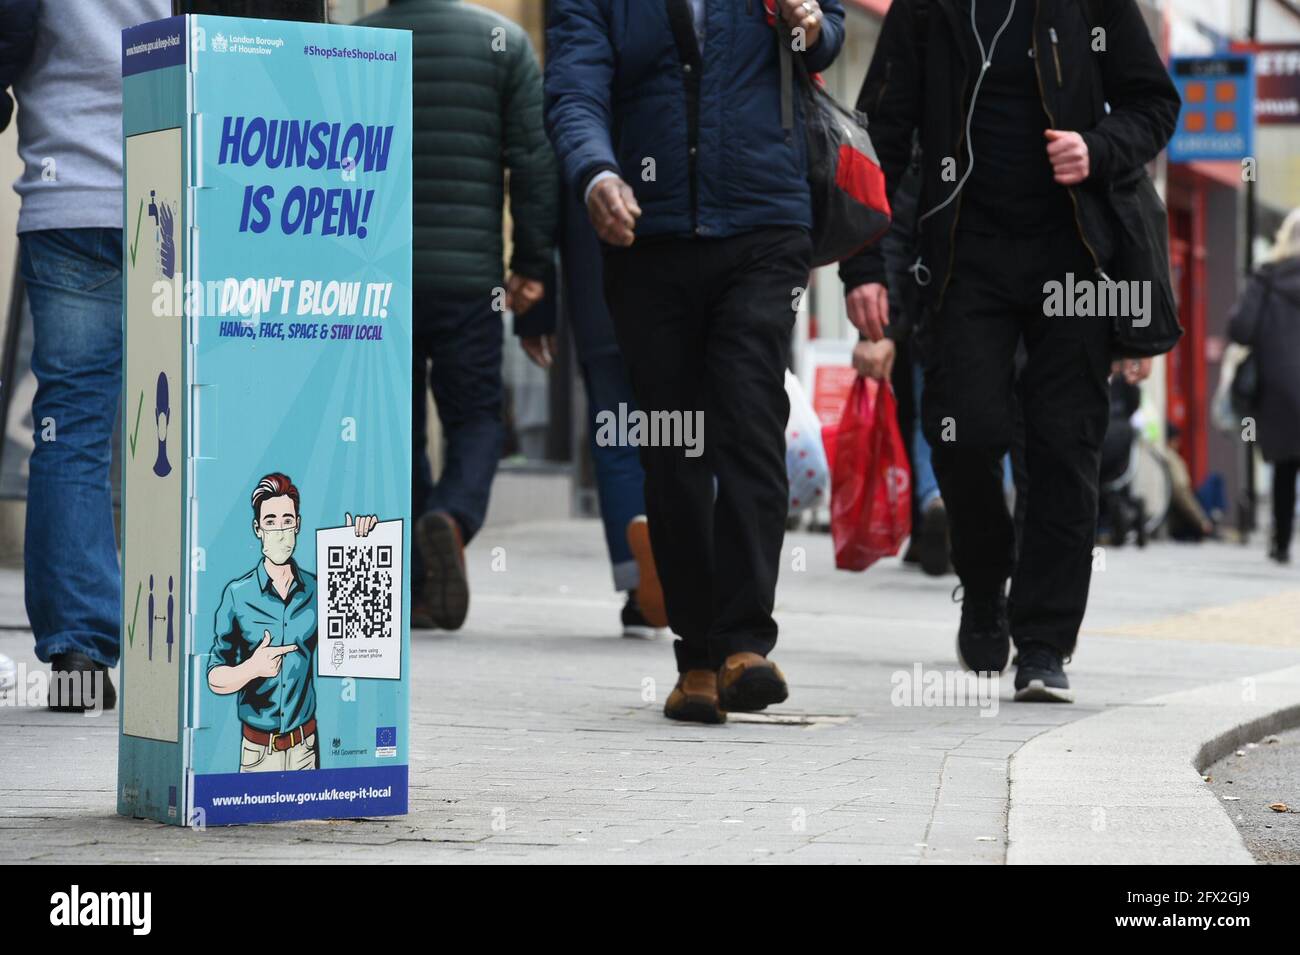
[211,32,228,53]
[330,735,369,758]
[50,885,151,936]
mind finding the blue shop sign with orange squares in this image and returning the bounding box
[1169,55,1255,162]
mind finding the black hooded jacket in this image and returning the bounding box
[840,0,1180,313]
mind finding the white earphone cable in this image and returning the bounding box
[910,0,1018,287]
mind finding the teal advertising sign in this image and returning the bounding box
[118,14,412,826]
[1168,55,1255,163]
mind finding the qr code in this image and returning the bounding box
[325,543,395,640]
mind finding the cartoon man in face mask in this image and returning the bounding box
[207,472,379,773]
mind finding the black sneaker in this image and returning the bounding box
[621,590,660,639]
[48,652,116,712]
[917,499,952,577]
[955,587,1011,674]
[1013,643,1073,703]
[1269,542,1291,566]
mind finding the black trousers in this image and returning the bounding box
[603,227,811,672]
[411,291,504,561]
[918,228,1111,656]
[1274,459,1299,553]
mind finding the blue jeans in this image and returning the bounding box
[19,229,124,667]
[911,360,941,510]
[411,291,504,559]
[581,352,646,591]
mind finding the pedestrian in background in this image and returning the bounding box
[6,0,171,711]
[546,0,846,723]
[846,143,952,578]
[1229,207,1300,566]
[515,183,668,639]
[359,0,558,631]
[848,0,1180,702]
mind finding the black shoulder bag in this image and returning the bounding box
[775,21,892,267]
[1083,0,1184,358]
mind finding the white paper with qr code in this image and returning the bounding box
[316,520,403,680]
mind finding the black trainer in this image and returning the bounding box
[955,587,1011,674]
[48,652,116,712]
[621,590,660,639]
[1013,643,1074,703]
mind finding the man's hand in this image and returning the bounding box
[853,338,896,382]
[778,0,823,49]
[506,274,545,317]
[846,282,890,341]
[1112,358,1153,384]
[587,176,641,247]
[345,512,379,537]
[1045,129,1090,185]
[521,334,558,370]
[247,632,298,680]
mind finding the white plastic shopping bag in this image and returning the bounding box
[785,369,830,515]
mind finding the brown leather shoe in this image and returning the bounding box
[416,511,468,630]
[718,652,788,712]
[626,517,667,628]
[663,669,726,724]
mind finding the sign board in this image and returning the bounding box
[118,14,412,826]
[1168,55,1255,162]
[1230,43,1300,125]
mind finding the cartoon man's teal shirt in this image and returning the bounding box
[208,559,317,734]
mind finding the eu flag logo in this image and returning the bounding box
[376,726,396,748]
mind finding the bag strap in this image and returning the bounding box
[779,30,794,131]
[913,0,929,67]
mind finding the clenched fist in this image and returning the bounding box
[778,0,823,49]
[1045,129,1090,185]
[587,176,641,247]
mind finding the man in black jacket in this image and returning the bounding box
[842,0,1179,701]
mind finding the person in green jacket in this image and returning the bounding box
[359,0,558,631]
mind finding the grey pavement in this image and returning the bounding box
[1208,725,1300,864]
[1,519,1298,864]
[1009,665,1300,864]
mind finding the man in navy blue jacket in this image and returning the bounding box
[546,0,845,723]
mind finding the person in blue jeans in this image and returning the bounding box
[5,0,171,712]
[516,186,666,638]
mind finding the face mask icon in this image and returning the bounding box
[153,372,172,478]
[260,527,297,565]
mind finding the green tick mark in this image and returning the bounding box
[129,198,143,268]
[127,581,142,649]
[128,390,143,459]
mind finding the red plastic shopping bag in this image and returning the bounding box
[831,377,912,571]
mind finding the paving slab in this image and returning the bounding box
[2,519,1298,863]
